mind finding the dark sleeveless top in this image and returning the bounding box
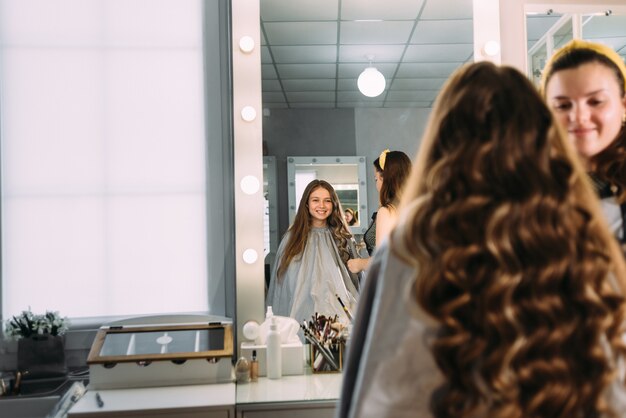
[364,212,377,256]
[589,173,626,248]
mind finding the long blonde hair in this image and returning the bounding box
[394,61,626,418]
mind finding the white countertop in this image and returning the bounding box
[68,373,342,416]
[68,383,236,415]
[236,373,342,404]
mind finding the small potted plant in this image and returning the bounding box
[4,308,69,378]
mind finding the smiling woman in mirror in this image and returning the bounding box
[542,39,626,249]
[266,180,359,329]
[348,150,412,274]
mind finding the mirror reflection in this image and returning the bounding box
[260,0,474,271]
[263,156,279,283]
[526,9,626,84]
[287,156,368,234]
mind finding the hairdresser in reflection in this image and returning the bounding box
[266,180,358,327]
[542,39,626,249]
[347,149,411,274]
[338,61,626,418]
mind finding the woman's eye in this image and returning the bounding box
[553,102,571,111]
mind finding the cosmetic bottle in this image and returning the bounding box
[250,350,259,382]
[266,316,282,379]
[235,357,251,384]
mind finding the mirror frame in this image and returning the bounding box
[232,0,265,350]
[286,156,369,235]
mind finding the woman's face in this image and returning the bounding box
[545,62,626,160]
[374,170,383,193]
[344,210,353,223]
[308,186,333,227]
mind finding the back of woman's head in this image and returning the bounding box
[377,151,412,208]
[395,61,626,418]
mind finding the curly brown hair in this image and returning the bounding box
[394,61,626,418]
[542,46,626,203]
[277,179,352,280]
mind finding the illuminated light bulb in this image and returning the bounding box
[483,40,501,57]
[242,248,258,264]
[357,67,386,97]
[241,106,257,122]
[240,175,260,195]
[239,36,255,53]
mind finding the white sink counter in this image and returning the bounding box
[67,372,343,417]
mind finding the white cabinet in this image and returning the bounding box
[235,374,341,418]
[237,400,336,418]
[70,409,233,418]
[68,384,236,418]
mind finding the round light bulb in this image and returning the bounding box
[357,67,386,98]
[239,36,255,53]
[241,106,257,122]
[242,320,260,340]
[483,40,501,57]
[242,248,258,264]
[240,175,260,195]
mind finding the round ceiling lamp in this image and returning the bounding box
[358,68,386,97]
[357,56,386,98]
[357,67,387,97]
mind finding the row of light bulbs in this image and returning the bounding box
[238,34,260,265]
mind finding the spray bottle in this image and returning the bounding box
[266,316,282,379]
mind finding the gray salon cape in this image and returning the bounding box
[337,242,626,418]
[266,227,359,326]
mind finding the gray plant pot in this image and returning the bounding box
[17,335,67,379]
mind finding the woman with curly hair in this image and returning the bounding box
[338,61,626,418]
[266,179,358,326]
[542,39,626,250]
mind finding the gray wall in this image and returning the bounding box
[263,106,432,239]
[355,108,432,217]
[263,108,357,237]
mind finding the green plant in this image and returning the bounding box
[4,308,69,339]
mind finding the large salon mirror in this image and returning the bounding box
[286,156,368,235]
[238,0,626,360]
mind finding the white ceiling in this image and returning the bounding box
[260,0,626,109]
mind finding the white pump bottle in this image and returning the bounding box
[266,316,282,379]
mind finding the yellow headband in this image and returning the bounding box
[541,39,626,95]
[379,149,390,170]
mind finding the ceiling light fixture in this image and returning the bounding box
[357,55,386,98]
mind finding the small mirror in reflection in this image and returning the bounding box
[287,157,369,236]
